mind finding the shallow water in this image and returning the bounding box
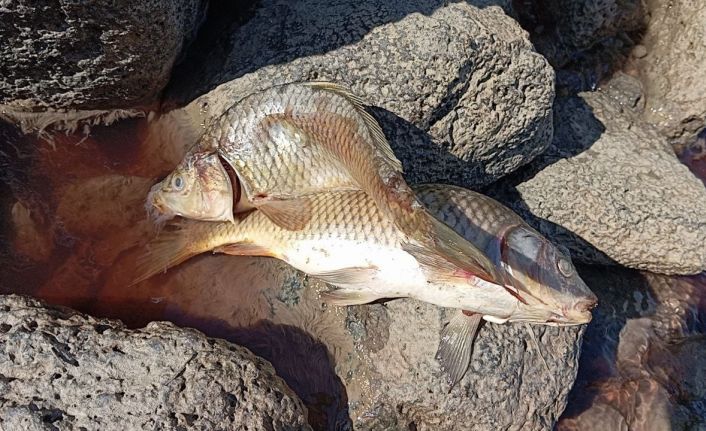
[1,118,705,430]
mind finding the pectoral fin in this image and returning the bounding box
[436,311,483,388]
[256,197,312,231]
[427,216,502,284]
[312,265,379,286]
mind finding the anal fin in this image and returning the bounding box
[436,311,483,389]
[256,197,312,231]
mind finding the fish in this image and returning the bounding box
[147,81,504,285]
[146,152,236,225]
[135,183,598,386]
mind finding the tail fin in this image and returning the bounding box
[130,222,207,286]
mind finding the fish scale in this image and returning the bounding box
[191,82,503,283]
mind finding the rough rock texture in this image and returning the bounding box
[493,76,706,274]
[102,256,585,431]
[523,0,647,68]
[174,0,555,188]
[557,267,706,431]
[510,0,647,94]
[636,0,706,144]
[345,300,583,430]
[0,0,205,112]
[0,295,311,431]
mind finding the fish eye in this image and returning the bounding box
[172,175,185,191]
[557,258,574,277]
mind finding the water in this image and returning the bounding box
[0,115,355,430]
[1,116,706,430]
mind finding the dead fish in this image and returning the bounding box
[135,184,597,386]
[148,81,503,285]
[146,152,235,225]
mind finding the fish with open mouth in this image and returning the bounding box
[146,81,504,285]
[135,183,597,386]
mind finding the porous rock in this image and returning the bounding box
[636,0,706,144]
[175,0,555,188]
[0,294,311,431]
[123,255,584,431]
[345,300,583,430]
[494,78,706,274]
[0,0,206,124]
[524,0,647,68]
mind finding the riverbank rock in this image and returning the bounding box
[525,0,647,69]
[0,0,206,131]
[557,266,706,431]
[95,252,584,431]
[493,78,706,274]
[635,0,706,144]
[0,295,311,431]
[173,0,554,188]
[345,300,583,430]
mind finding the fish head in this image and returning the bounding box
[147,151,234,224]
[500,225,598,325]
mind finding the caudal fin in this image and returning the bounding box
[130,223,205,286]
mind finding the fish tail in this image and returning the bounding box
[130,221,223,286]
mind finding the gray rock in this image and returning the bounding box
[0,294,311,431]
[493,81,706,274]
[636,0,706,144]
[0,0,206,128]
[177,0,554,188]
[345,300,583,430]
[111,253,584,431]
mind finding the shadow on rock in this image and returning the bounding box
[165,0,514,106]
[164,314,351,431]
[511,0,648,94]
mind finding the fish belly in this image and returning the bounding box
[283,239,427,298]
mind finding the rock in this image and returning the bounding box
[95,252,584,431]
[511,0,646,93]
[0,0,206,130]
[173,0,555,188]
[636,0,706,144]
[524,0,647,68]
[0,294,311,431]
[345,301,583,430]
[557,266,706,430]
[493,79,706,274]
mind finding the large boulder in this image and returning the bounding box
[0,295,311,431]
[173,0,555,188]
[635,0,706,144]
[493,74,706,274]
[0,0,206,130]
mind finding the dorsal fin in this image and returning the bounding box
[303,81,404,172]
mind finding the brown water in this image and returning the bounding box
[2,116,706,430]
[0,115,357,430]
